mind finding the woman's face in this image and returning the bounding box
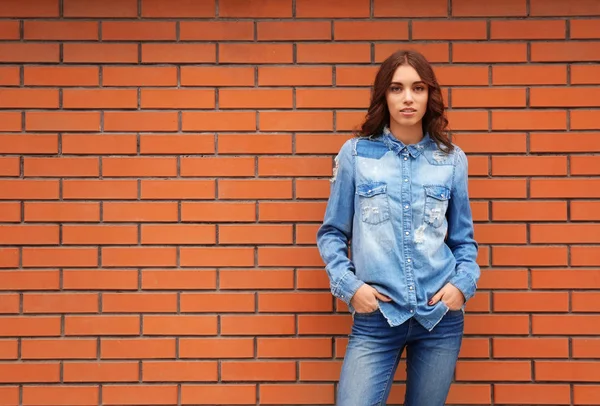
[385,64,429,129]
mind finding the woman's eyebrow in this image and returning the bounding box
[390,81,426,86]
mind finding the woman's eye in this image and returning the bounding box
[414,86,425,92]
[390,86,401,92]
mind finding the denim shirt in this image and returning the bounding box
[316,127,480,331]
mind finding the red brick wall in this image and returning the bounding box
[1,0,600,404]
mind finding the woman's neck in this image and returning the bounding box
[388,121,424,146]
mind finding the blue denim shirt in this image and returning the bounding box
[316,127,480,331]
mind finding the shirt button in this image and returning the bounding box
[405,231,409,235]
[405,205,409,209]
[404,157,408,161]
[404,179,408,182]
[409,286,413,290]
[410,309,414,313]
[407,259,411,263]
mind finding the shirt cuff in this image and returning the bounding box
[333,271,364,305]
[449,273,477,302]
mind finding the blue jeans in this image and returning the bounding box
[337,309,464,406]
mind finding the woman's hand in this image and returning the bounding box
[350,284,392,313]
[429,283,465,310]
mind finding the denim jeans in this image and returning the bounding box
[337,309,464,406]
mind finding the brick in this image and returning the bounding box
[259,22,331,41]
[218,179,292,200]
[571,201,600,220]
[296,180,331,199]
[65,316,139,336]
[0,0,59,17]
[298,44,371,63]
[0,294,19,314]
[474,224,526,244]
[374,0,447,17]
[219,269,294,290]
[334,66,378,86]
[0,44,59,63]
[63,44,138,63]
[299,361,342,381]
[572,156,600,176]
[297,0,368,17]
[493,65,567,85]
[0,316,61,337]
[375,43,450,63]
[531,224,600,243]
[492,110,567,130]
[0,271,60,291]
[26,112,100,132]
[536,361,600,382]
[0,202,20,222]
[531,87,600,107]
[413,21,487,40]
[531,132,600,152]
[104,112,178,132]
[23,293,99,313]
[453,43,527,62]
[222,361,296,382]
[259,247,323,267]
[298,315,352,335]
[141,225,216,245]
[102,385,178,405]
[21,339,97,359]
[142,44,215,63]
[64,0,137,17]
[180,247,254,267]
[101,247,177,267]
[141,134,215,154]
[179,338,254,359]
[573,339,600,358]
[0,66,20,86]
[103,66,177,86]
[259,202,326,222]
[258,338,332,358]
[219,89,293,109]
[63,180,137,200]
[533,41,600,61]
[453,133,525,153]
[464,315,530,335]
[101,338,176,360]
[22,386,98,406]
[220,44,293,64]
[571,65,600,84]
[533,269,600,289]
[571,110,600,130]
[572,247,600,266]
[219,225,293,244]
[0,249,19,269]
[493,246,568,266]
[0,157,20,177]
[530,0,600,16]
[180,21,253,40]
[493,338,569,359]
[452,88,526,108]
[102,157,177,177]
[142,270,217,290]
[491,20,566,39]
[62,269,138,290]
[0,112,21,131]
[446,110,488,131]
[259,67,332,86]
[218,134,292,154]
[296,224,321,244]
[492,156,567,176]
[102,293,178,313]
[102,21,176,41]
[494,292,569,312]
[220,0,291,17]
[456,361,531,381]
[335,21,408,40]
[24,21,98,40]
[259,293,333,313]
[63,89,136,109]
[494,384,571,404]
[574,385,600,405]
[0,21,18,40]
[221,315,295,335]
[180,293,255,313]
[22,247,98,268]
[297,88,370,109]
[143,315,217,336]
[534,315,600,335]
[452,0,526,16]
[572,292,600,312]
[260,111,333,131]
[63,362,138,382]
[435,66,489,86]
[469,179,526,199]
[258,157,332,177]
[24,157,98,177]
[181,385,256,405]
[181,202,255,222]
[492,201,567,221]
[141,0,215,17]
[181,67,254,86]
[0,363,60,383]
[0,134,57,154]
[182,112,256,131]
[531,179,600,198]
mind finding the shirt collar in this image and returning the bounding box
[380,126,431,158]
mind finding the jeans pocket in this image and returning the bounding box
[357,182,390,225]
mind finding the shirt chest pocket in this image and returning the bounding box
[424,185,450,228]
[356,182,390,225]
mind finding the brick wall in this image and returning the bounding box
[1,0,599,404]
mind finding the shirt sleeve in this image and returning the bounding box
[316,139,364,305]
[447,147,481,301]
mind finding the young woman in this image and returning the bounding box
[316,50,480,406]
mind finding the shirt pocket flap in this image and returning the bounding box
[424,185,451,201]
[357,182,387,198]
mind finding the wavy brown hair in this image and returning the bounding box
[355,49,453,153]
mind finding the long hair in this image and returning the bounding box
[355,50,453,153]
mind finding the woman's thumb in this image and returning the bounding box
[373,290,392,302]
